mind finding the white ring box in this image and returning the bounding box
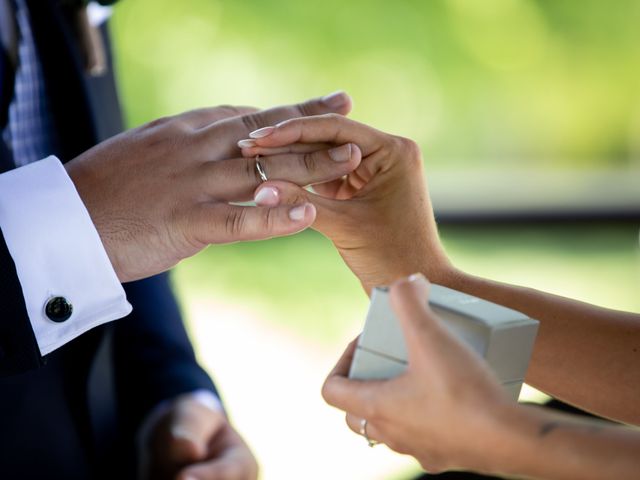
[348,284,540,401]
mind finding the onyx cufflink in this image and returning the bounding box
[45,296,73,322]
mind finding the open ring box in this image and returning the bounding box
[348,285,540,401]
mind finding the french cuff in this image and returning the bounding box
[0,156,132,356]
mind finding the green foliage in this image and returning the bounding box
[110,0,640,168]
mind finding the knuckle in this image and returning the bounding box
[262,207,278,233]
[344,415,356,431]
[322,112,342,122]
[241,112,263,132]
[225,209,247,237]
[320,381,330,402]
[420,457,446,474]
[300,152,318,173]
[215,104,239,114]
[320,379,334,404]
[297,101,314,117]
[140,123,190,153]
[277,118,295,129]
[394,135,422,162]
[145,115,172,129]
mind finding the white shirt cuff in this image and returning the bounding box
[137,389,223,452]
[0,156,132,355]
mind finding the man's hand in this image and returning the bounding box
[240,113,453,294]
[141,395,258,480]
[65,93,358,282]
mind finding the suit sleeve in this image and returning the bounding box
[111,272,219,434]
[0,230,42,376]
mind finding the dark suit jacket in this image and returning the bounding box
[0,1,217,477]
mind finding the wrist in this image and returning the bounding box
[473,403,550,477]
[64,160,125,282]
[353,249,457,294]
[434,264,475,291]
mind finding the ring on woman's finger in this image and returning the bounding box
[359,419,379,448]
[255,155,268,183]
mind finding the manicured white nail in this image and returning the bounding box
[254,187,279,206]
[288,204,308,221]
[322,90,348,109]
[408,273,430,297]
[170,426,197,443]
[249,126,276,138]
[328,143,352,162]
[408,273,426,283]
[237,139,256,148]
[182,476,198,480]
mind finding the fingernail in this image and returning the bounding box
[408,273,430,297]
[328,143,352,162]
[322,90,348,109]
[183,476,198,480]
[170,426,197,443]
[254,186,279,206]
[289,204,309,221]
[237,139,256,148]
[408,273,426,283]
[249,126,276,139]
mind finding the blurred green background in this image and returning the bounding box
[108,1,640,478]
[111,0,640,168]
[109,0,640,335]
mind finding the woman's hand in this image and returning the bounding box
[321,274,512,474]
[322,274,640,479]
[239,114,454,293]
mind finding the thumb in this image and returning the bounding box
[253,180,348,235]
[389,274,443,359]
[168,398,227,463]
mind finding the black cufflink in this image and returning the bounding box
[45,296,73,323]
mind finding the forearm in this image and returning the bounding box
[439,267,640,424]
[485,404,640,480]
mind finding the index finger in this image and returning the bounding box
[328,337,359,378]
[389,274,450,362]
[321,339,387,418]
[205,92,353,158]
[245,114,387,157]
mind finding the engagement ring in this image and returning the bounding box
[360,419,379,448]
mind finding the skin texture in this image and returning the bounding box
[65,93,358,283]
[238,114,640,477]
[141,395,258,480]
